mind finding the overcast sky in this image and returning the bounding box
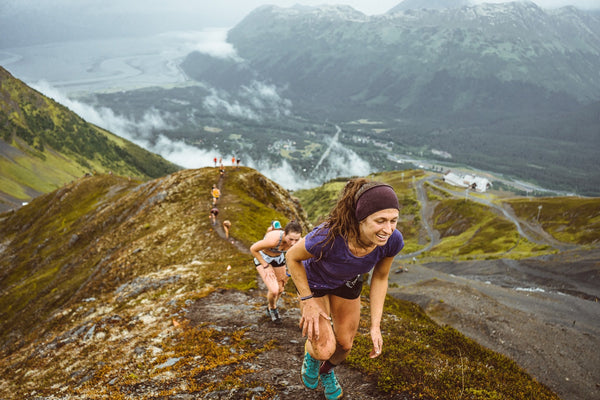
[2,0,599,30]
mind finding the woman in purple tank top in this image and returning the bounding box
[287,178,404,400]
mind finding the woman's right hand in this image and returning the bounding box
[299,298,330,341]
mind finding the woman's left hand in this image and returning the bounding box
[369,326,383,358]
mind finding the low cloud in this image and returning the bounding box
[186,29,241,60]
[203,80,293,121]
[31,81,214,168]
[203,88,260,120]
[30,81,370,190]
[159,29,241,61]
[246,157,317,190]
[240,81,293,118]
[310,133,372,183]
[243,142,372,191]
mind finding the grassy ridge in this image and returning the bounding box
[506,197,600,245]
[1,167,593,398]
[0,167,306,352]
[0,175,142,347]
[428,197,550,259]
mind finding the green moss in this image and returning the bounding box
[347,295,560,399]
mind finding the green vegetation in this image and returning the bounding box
[294,177,348,224]
[0,175,141,346]
[505,197,600,245]
[348,293,559,399]
[427,197,549,259]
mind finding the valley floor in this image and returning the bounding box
[388,249,600,400]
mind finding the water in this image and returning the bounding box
[0,29,231,95]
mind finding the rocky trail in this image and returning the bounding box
[186,289,400,400]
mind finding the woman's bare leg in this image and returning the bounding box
[257,265,279,309]
[328,295,361,365]
[269,266,289,308]
[303,296,336,361]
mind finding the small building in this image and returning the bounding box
[443,171,491,192]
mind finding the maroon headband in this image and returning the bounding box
[354,183,399,221]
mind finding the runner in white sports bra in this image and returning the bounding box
[250,221,303,323]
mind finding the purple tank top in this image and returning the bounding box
[302,224,404,290]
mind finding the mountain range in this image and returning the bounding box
[171,0,600,195]
[184,1,600,117]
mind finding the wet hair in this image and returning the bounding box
[284,220,303,235]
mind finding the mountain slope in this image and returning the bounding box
[0,167,571,399]
[0,167,308,353]
[0,66,180,212]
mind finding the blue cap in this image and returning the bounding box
[272,220,282,229]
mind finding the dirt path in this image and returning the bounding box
[195,171,400,398]
[211,169,250,254]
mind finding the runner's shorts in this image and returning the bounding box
[254,251,286,268]
[311,275,364,300]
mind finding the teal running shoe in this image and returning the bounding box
[301,346,320,389]
[320,369,343,399]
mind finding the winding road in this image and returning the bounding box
[398,174,575,261]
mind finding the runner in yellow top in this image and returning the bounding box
[211,184,221,205]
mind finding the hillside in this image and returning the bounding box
[297,170,600,400]
[0,167,586,399]
[0,66,180,212]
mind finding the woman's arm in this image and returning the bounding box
[249,231,280,267]
[286,238,312,298]
[368,256,394,358]
[287,239,330,341]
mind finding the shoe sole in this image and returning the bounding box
[324,389,343,399]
